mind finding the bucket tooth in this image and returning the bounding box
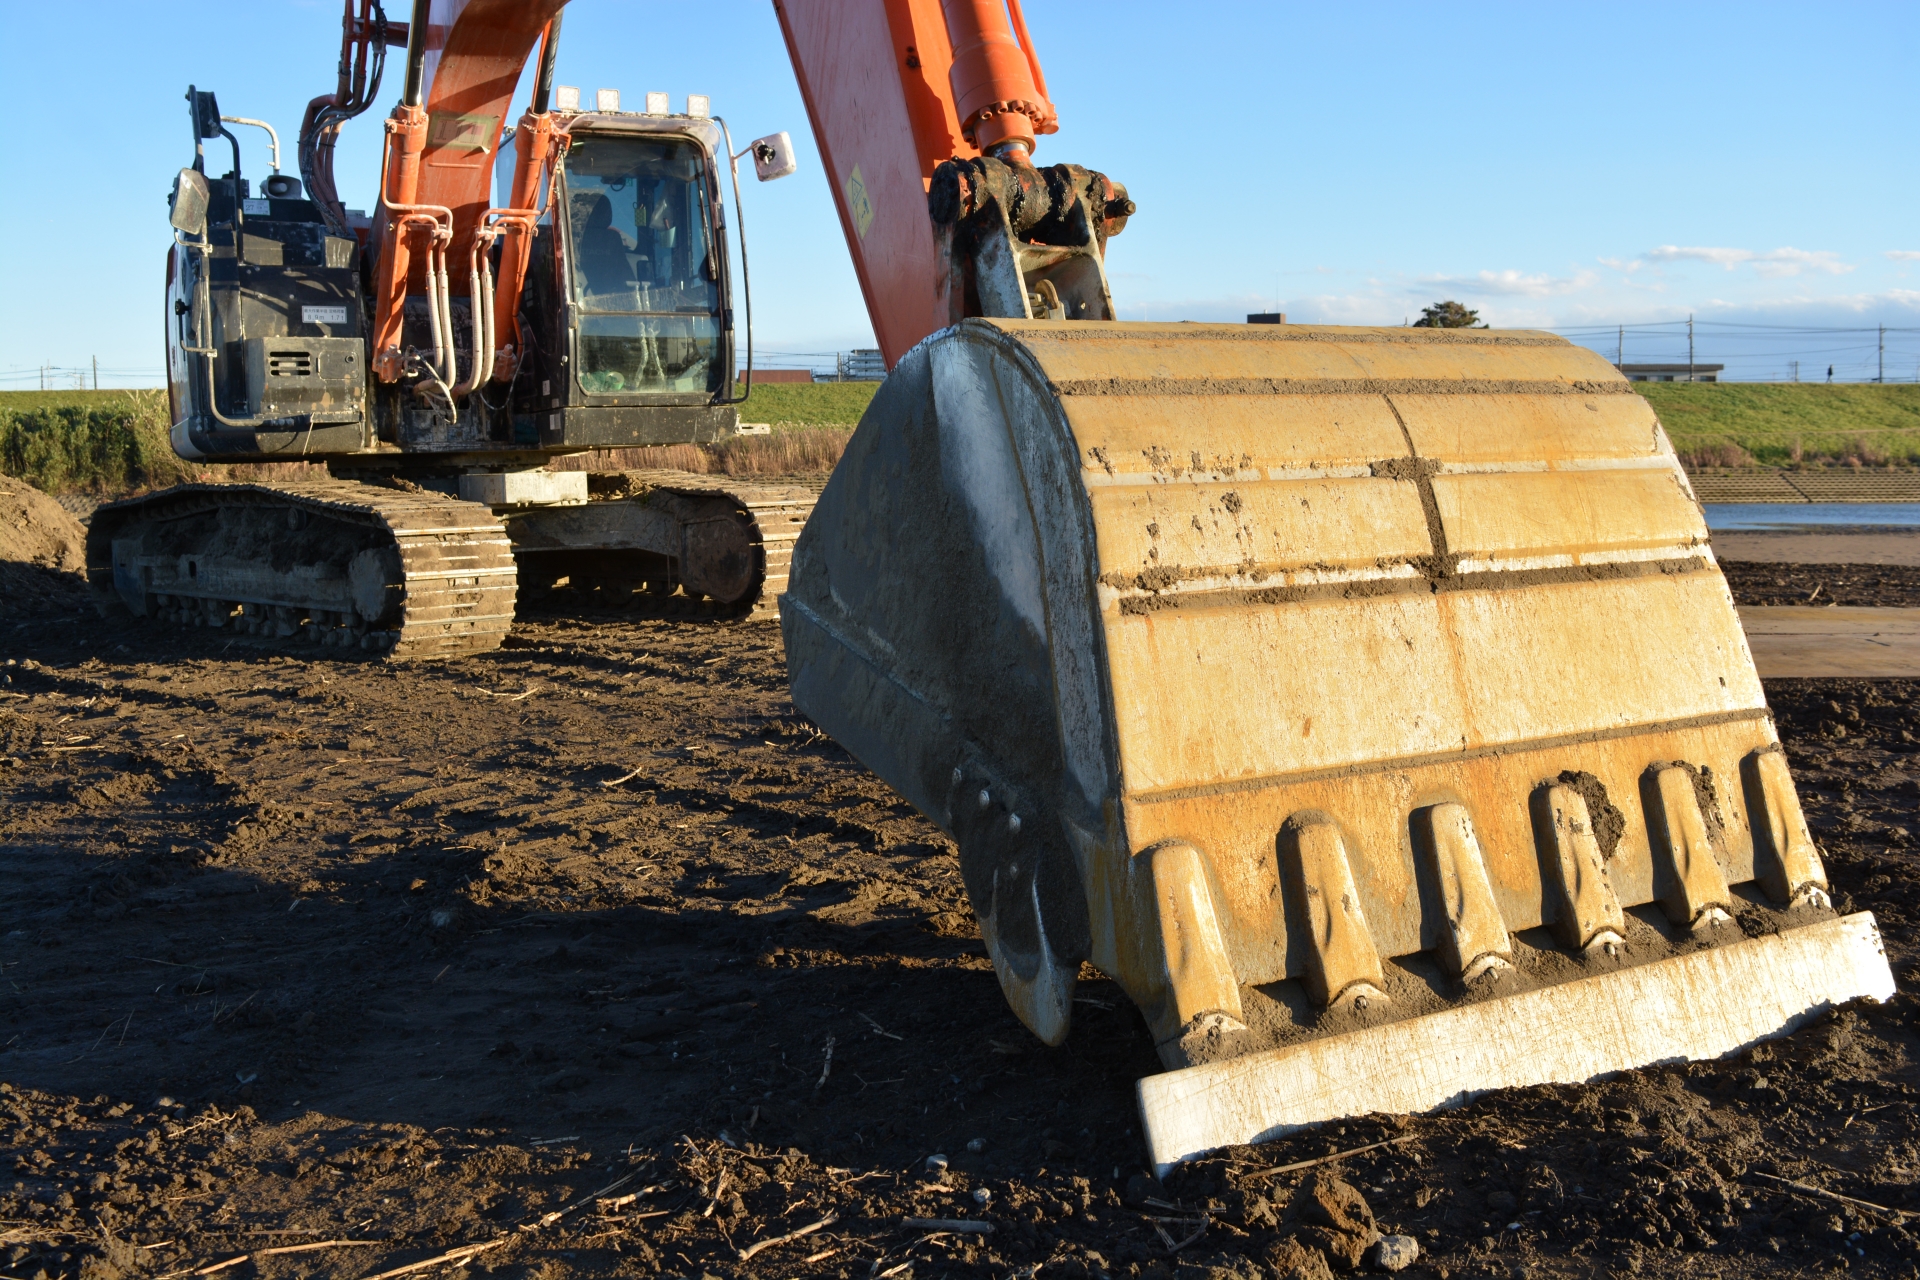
[1414,803,1512,984]
[1647,765,1735,931]
[1146,841,1246,1058]
[1744,749,1831,909]
[1537,784,1628,957]
[1281,817,1388,1013]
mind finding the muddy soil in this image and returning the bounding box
[1722,561,1920,609]
[2,570,1918,1280]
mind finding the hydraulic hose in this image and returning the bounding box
[531,14,563,114]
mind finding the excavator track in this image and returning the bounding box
[636,472,819,621]
[512,470,819,622]
[87,481,517,660]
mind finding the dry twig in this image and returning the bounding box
[154,1240,382,1279]
[1244,1133,1417,1181]
[902,1218,994,1235]
[815,1035,836,1093]
[354,1238,509,1280]
[738,1212,840,1261]
[1749,1171,1909,1222]
[859,1012,903,1041]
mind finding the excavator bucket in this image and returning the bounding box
[780,319,1894,1173]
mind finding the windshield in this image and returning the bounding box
[562,135,722,395]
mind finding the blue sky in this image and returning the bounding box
[3,1,1915,386]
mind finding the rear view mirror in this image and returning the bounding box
[170,168,210,236]
[748,132,797,182]
[186,86,223,139]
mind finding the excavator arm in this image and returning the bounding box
[364,0,566,388]
[772,0,1894,1172]
[775,0,1128,366]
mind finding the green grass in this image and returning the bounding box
[738,380,1920,465]
[0,390,158,412]
[34,378,1900,492]
[1634,382,1920,467]
[733,380,879,428]
[0,389,199,496]
[0,385,876,497]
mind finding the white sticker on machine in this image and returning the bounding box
[303,305,349,325]
[243,198,270,216]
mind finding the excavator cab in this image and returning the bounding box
[499,108,739,447]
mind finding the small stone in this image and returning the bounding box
[1367,1234,1419,1272]
[966,1137,987,1153]
[973,1187,992,1206]
[925,1153,948,1173]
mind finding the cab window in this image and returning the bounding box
[562,135,721,396]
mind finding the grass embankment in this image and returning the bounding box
[13,381,1914,492]
[736,379,877,427]
[1636,382,1920,467]
[0,389,199,496]
[0,383,883,495]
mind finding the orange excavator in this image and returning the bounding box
[102,0,1893,1170]
[771,0,1892,1171]
[97,0,810,656]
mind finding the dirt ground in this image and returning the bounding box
[1720,560,1920,608]
[3,560,1919,1280]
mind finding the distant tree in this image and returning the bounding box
[1412,300,1486,329]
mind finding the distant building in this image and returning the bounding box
[836,349,887,381]
[1616,363,1723,383]
[1247,313,1286,324]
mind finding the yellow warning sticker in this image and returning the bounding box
[846,165,874,240]
[427,112,499,153]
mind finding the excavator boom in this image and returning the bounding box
[772,0,1894,1170]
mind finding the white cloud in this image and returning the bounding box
[1887,250,1920,262]
[1641,246,1853,278]
[1416,269,1596,297]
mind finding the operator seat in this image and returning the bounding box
[573,194,634,301]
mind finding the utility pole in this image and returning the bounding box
[1791,360,1800,383]
[1878,324,1885,383]
[1687,315,1695,383]
[1617,325,1624,367]
[92,355,98,391]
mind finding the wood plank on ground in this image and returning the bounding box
[1738,606,1920,677]
[1714,532,1920,566]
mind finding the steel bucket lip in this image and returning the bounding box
[1138,911,1894,1174]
